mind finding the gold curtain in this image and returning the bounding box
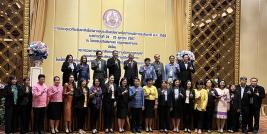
[30,0,47,42]
[173,0,189,51]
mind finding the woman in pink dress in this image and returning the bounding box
[47,76,63,133]
[64,74,75,133]
[215,80,230,133]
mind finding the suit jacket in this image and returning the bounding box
[152,62,165,80]
[184,89,195,109]
[178,61,195,82]
[91,59,107,80]
[116,87,129,109]
[102,83,117,106]
[61,62,78,84]
[73,86,89,109]
[3,84,22,107]
[171,87,185,107]
[123,60,138,80]
[236,85,252,110]
[107,58,121,80]
[250,85,265,109]
[18,85,32,106]
[157,88,172,107]
[207,88,218,108]
[229,90,239,111]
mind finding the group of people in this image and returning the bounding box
[2,50,265,134]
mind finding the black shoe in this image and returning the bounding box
[253,130,258,134]
[137,129,142,133]
[132,129,136,133]
[242,130,248,134]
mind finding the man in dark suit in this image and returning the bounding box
[236,76,252,133]
[91,50,107,86]
[107,50,121,85]
[248,77,265,133]
[123,53,138,86]
[178,54,195,87]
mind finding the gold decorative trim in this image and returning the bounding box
[234,0,241,84]
[186,0,192,50]
[23,0,30,78]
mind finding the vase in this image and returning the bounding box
[33,60,42,67]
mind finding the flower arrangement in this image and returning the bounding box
[28,41,48,61]
[28,41,48,66]
[176,50,195,61]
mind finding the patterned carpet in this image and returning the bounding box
[0,116,267,134]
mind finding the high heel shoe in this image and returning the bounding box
[65,128,69,133]
[51,129,56,134]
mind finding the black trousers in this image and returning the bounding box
[127,77,134,86]
[20,105,32,133]
[204,106,214,130]
[75,107,87,129]
[158,106,170,130]
[114,77,120,86]
[194,110,204,130]
[131,108,142,130]
[248,107,260,131]
[5,105,19,133]
[154,75,163,88]
[183,104,193,129]
[90,106,100,129]
[33,107,46,133]
[227,109,240,131]
[103,102,115,129]
[241,107,249,132]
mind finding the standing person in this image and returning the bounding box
[91,50,107,86]
[170,79,185,133]
[117,78,129,133]
[236,76,252,133]
[165,55,180,85]
[215,80,230,133]
[227,84,240,133]
[32,74,48,134]
[193,80,208,134]
[158,81,172,133]
[63,74,75,133]
[107,50,121,85]
[139,58,157,86]
[183,80,195,133]
[73,79,89,134]
[89,78,102,134]
[61,54,77,85]
[77,55,90,83]
[178,54,195,86]
[47,76,63,134]
[18,77,32,134]
[204,79,218,133]
[123,53,138,86]
[248,77,265,133]
[3,76,21,134]
[143,78,158,132]
[102,75,117,133]
[152,54,165,88]
[129,78,144,133]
